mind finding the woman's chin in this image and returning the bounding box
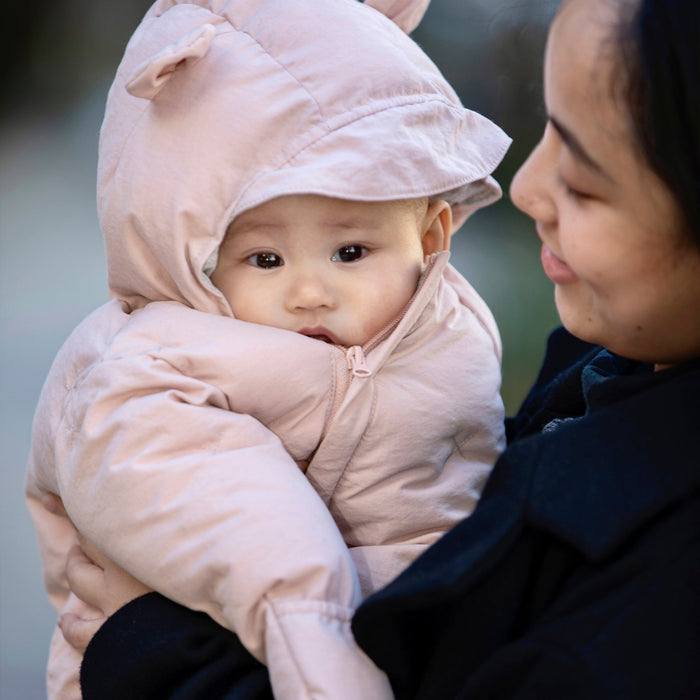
[554,288,602,347]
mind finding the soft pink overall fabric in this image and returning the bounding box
[26,1,511,697]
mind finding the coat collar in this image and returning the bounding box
[524,354,700,560]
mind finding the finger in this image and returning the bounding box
[107,567,153,614]
[42,493,68,517]
[76,533,108,569]
[58,612,105,653]
[65,545,106,608]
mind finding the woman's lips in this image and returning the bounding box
[540,244,578,284]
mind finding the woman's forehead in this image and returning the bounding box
[546,0,628,133]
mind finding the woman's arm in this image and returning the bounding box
[82,593,274,700]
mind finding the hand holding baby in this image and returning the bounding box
[44,494,152,652]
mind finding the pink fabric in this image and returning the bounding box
[27,1,510,697]
[364,0,432,33]
[28,254,505,698]
[97,0,509,314]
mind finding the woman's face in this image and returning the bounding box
[510,0,700,366]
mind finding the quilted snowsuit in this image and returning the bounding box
[26,0,511,697]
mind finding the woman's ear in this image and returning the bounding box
[420,199,452,260]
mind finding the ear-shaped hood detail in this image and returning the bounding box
[363,0,431,34]
[98,0,511,316]
[126,23,217,100]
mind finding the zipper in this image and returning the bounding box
[319,253,443,442]
[346,345,371,377]
[339,254,442,379]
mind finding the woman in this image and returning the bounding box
[60,0,700,697]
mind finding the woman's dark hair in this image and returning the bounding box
[616,0,700,244]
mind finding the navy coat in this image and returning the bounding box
[353,328,700,698]
[79,328,700,699]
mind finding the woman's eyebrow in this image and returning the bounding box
[549,115,611,180]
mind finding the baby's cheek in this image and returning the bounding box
[361,316,382,342]
[367,287,410,334]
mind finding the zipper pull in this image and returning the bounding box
[346,346,372,377]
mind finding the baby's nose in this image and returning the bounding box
[287,273,335,311]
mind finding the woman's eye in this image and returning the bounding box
[558,173,592,202]
[564,184,588,201]
[247,252,283,269]
[331,245,367,263]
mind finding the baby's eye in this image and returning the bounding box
[331,245,367,263]
[247,252,283,269]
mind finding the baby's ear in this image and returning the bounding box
[363,0,431,34]
[421,200,452,259]
[126,23,217,100]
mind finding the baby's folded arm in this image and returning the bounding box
[55,354,362,664]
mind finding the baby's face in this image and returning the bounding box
[211,194,448,347]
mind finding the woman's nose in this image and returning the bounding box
[510,129,557,225]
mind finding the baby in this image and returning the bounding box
[26,0,511,698]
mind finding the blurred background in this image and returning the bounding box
[0,1,559,696]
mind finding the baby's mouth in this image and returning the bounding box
[299,328,340,345]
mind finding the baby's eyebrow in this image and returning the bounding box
[228,220,283,235]
[321,218,373,230]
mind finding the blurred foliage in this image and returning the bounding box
[1,0,151,117]
[2,0,562,412]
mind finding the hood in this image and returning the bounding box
[98,0,512,315]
